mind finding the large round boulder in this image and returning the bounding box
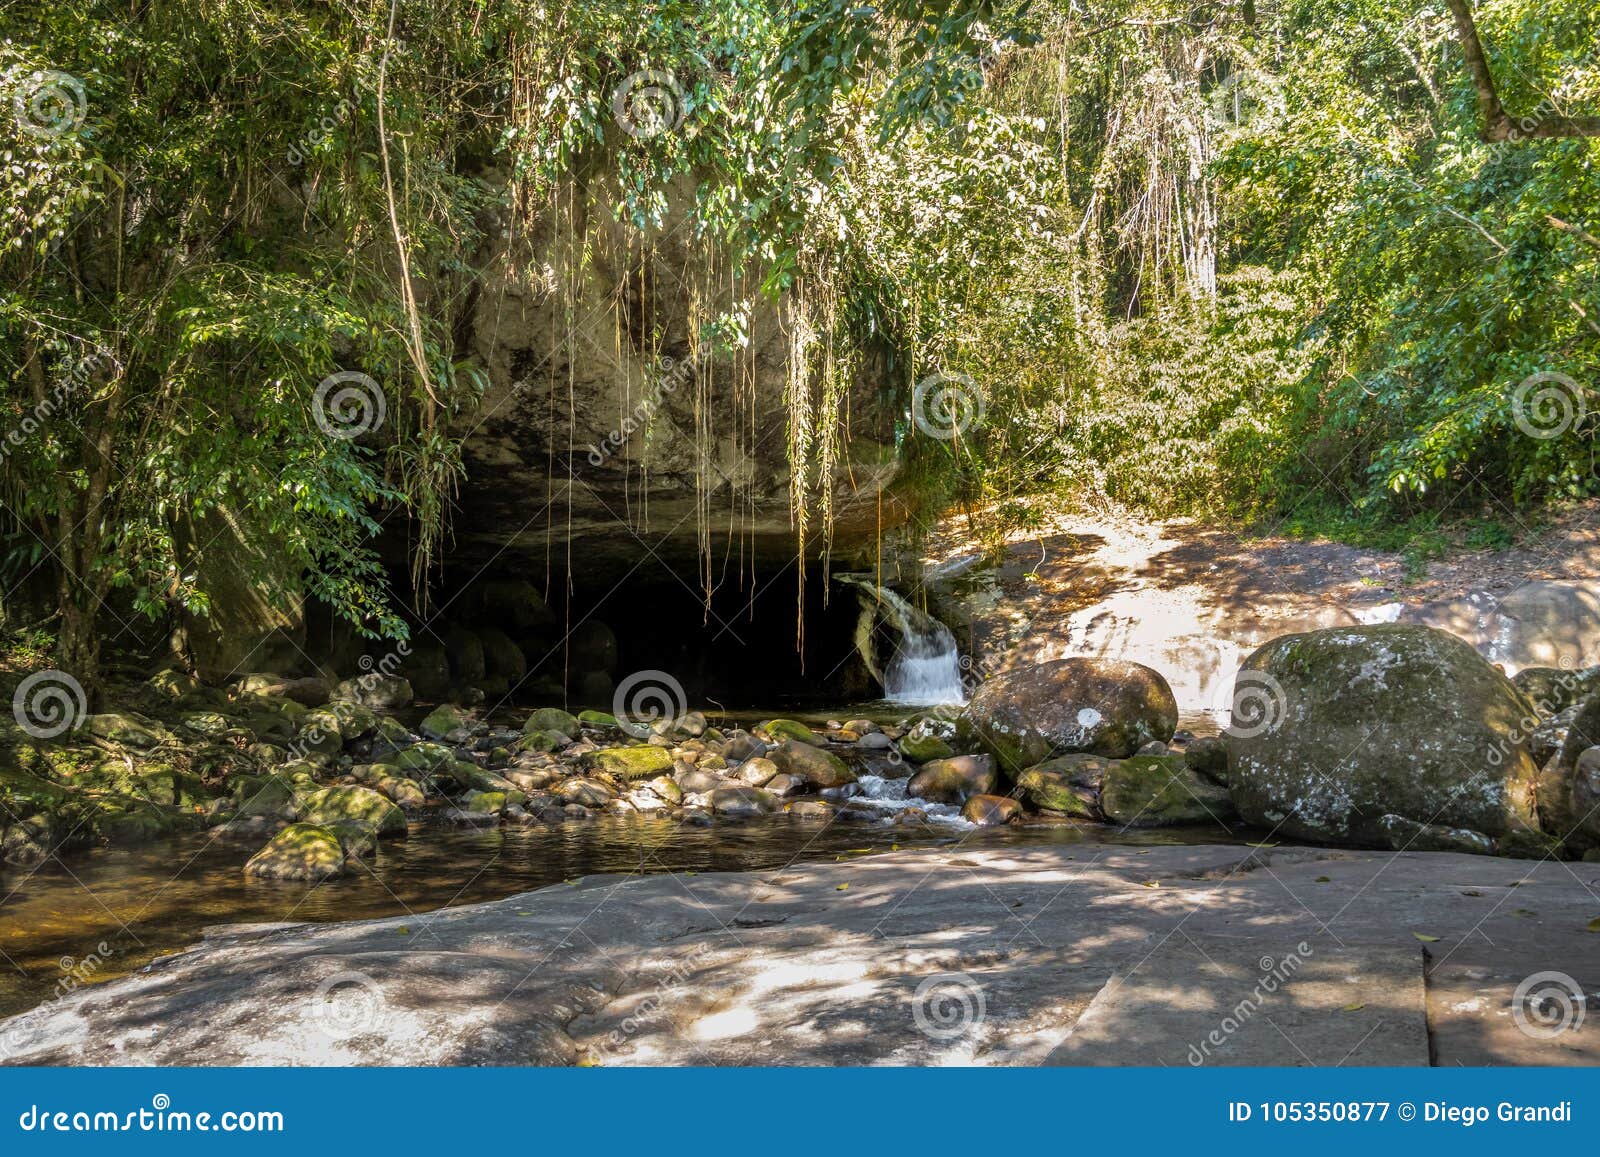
[957,658,1178,773]
[1227,626,1542,850]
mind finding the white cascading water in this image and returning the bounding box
[867,585,967,705]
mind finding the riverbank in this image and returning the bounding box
[3,841,1595,1066]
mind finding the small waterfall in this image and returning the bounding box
[839,577,967,705]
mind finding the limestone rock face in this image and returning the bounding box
[1227,625,1542,850]
[958,658,1178,773]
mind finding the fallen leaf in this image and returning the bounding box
[1341,1002,1366,1012]
[1462,890,1484,897]
[1140,880,1160,888]
[1412,932,1440,942]
[396,926,410,935]
[1246,841,1279,848]
[836,883,850,891]
[1513,908,1536,917]
[1314,875,1331,883]
[1587,916,1600,933]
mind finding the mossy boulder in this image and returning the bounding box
[1014,754,1113,818]
[399,641,452,701]
[763,719,820,745]
[907,754,997,804]
[146,668,203,701]
[85,712,167,749]
[421,703,473,740]
[769,739,856,789]
[382,742,455,778]
[236,673,330,706]
[581,746,677,780]
[1512,665,1600,718]
[297,785,407,835]
[331,674,414,711]
[520,729,567,754]
[350,764,428,809]
[708,785,778,817]
[1099,755,1236,827]
[231,774,298,819]
[442,760,523,796]
[898,731,954,763]
[958,658,1178,774]
[244,823,347,881]
[525,708,579,736]
[1183,735,1229,785]
[578,710,618,729]
[479,627,527,682]
[1228,626,1541,849]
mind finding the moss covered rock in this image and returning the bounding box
[763,719,820,745]
[578,709,618,728]
[382,742,455,778]
[525,708,579,736]
[421,703,473,740]
[1014,754,1113,818]
[1099,755,1236,827]
[1228,626,1541,849]
[244,822,347,881]
[581,745,676,780]
[958,658,1178,774]
[961,794,1021,826]
[296,785,407,835]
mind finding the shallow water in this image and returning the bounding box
[0,706,1237,1020]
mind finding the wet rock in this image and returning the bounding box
[958,658,1178,771]
[349,765,427,809]
[578,710,619,729]
[443,761,523,796]
[769,740,856,789]
[907,754,997,804]
[381,742,455,779]
[961,794,1021,826]
[642,776,683,805]
[785,800,832,819]
[764,772,805,797]
[709,786,778,817]
[243,823,347,881]
[558,778,615,807]
[898,717,956,764]
[1014,754,1111,818]
[675,765,723,794]
[720,734,766,762]
[1228,625,1540,849]
[1099,755,1235,827]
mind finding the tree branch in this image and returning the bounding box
[1444,0,1600,141]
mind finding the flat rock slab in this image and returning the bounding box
[2,842,1597,1066]
[1048,938,1427,1066]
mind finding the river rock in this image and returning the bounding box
[898,717,956,763]
[906,754,997,804]
[961,794,1021,826]
[735,757,780,787]
[1183,735,1229,784]
[558,777,615,807]
[421,704,474,740]
[709,785,778,817]
[399,641,452,701]
[675,765,724,794]
[331,674,414,711]
[1099,755,1236,827]
[296,786,408,835]
[958,658,1178,772]
[764,773,805,797]
[350,765,427,809]
[582,746,676,780]
[721,734,766,762]
[236,673,330,706]
[526,707,579,736]
[1227,625,1542,849]
[243,823,347,881]
[769,740,856,789]
[1014,754,1112,818]
[764,719,820,745]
